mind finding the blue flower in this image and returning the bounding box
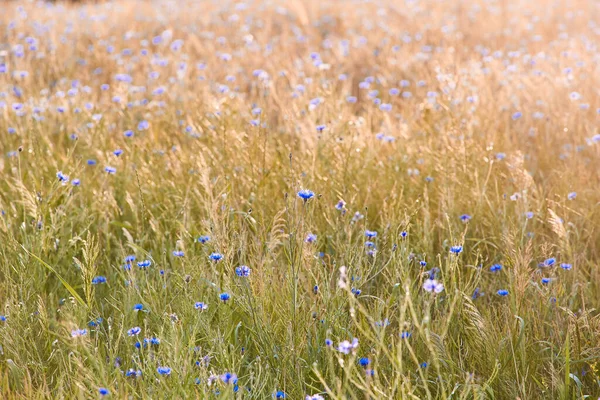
[137,260,151,268]
[560,263,572,270]
[113,149,123,157]
[157,366,171,376]
[541,277,551,285]
[358,357,370,367]
[335,200,346,211]
[172,250,184,257]
[497,289,509,297]
[297,189,315,201]
[325,338,333,346]
[0,315,6,322]
[91,276,107,284]
[71,328,88,337]
[220,372,238,385]
[219,293,231,302]
[419,260,427,267]
[316,124,326,132]
[133,304,143,311]
[209,252,223,262]
[490,264,502,272]
[99,387,109,396]
[195,302,208,310]
[420,362,428,368]
[197,235,210,244]
[525,211,534,219]
[87,159,97,165]
[235,265,251,277]
[305,233,317,243]
[137,120,149,130]
[450,245,463,254]
[351,288,362,296]
[544,258,556,267]
[56,171,69,183]
[568,192,577,200]
[400,231,408,238]
[124,130,134,137]
[125,255,136,263]
[460,214,471,223]
[512,111,522,120]
[125,369,141,377]
[365,230,378,239]
[400,332,411,339]
[104,166,116,174]
[127,327,141,336]
[72,179,81,186]
[275,391,286,399]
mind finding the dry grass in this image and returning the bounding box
[0,0,599,398]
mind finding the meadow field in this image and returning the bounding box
[0,0,599,398]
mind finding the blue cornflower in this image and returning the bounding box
[209,252,223,262]
[460,214,471,222]
[57,171,69,183]
[365,230,377,239]
[137,120,149,130]
[124,130,134,137]
[400,231,408,238]
[365,241,375,248]
[71,328,87,337]
[195,302,208,310]
[172,250,184,257]
[496,153,506,161]
[316,124,326,133]
[544,258,556,267]
[541,277,551,285]
[133,304,143,311]
[313,285,318,294]
[490,264,502,272]
[197,235,210,244]
[127,327,141,336]
[568,192,577,200]
[297,189,315,201]
[125,369,141,377]
[104,166,116,174]
[335,200,346,211]
[420,362,428,368]
[512,111,522,120]
[472,288,484,299]
[400,331,411,339]
[235,265,251,277]
[157,366,171,376]
[419,260,427,267]
[91,276,107,284]
[113,149,123,156]
[137,260,151,268]
[358,357,370,367]
[560,263,572,270]
[351,288,361,296]
[325,338,333,346]
[219,293,231,302]
[220,372,238,385]
[450,245,463,254]
[0,315,6,322]
[72,179,81,186]
[87,159,97,165]
[99,387,109,396]
[275,391,286,399]
[497,289,509,297]
[305,233,317,243]
[525,211,534,219]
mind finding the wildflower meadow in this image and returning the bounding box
[1,0,600,398]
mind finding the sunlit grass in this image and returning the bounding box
[0,0,600,398]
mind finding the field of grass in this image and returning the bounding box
[1,0,600,398]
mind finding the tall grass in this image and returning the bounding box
[0,0,599,398]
